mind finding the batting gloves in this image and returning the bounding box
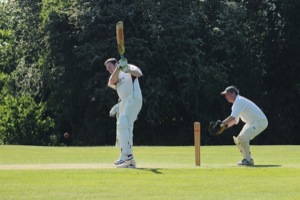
[117,58,129,73]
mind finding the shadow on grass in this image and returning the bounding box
[136,168,163,174]
[247,165,282,168]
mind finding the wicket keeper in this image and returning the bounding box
[220,86,268,166]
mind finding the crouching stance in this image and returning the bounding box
[220,86,268,166]
[105,58,143,168]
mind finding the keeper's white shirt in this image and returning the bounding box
[109,64,142,101]
[231,95,267,124]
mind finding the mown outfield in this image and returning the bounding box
[0,145,299,200]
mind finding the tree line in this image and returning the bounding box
[0,0,299,146]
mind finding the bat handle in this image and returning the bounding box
[120,54,124,60]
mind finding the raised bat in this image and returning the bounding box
[116,21,125,59]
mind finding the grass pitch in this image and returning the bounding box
[0,145,299,200]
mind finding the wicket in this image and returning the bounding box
[194,122,201,166]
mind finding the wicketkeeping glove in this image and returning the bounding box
[117,58,129,73]
[208,120,227,136]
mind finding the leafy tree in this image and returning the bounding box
[1,0,299,146]
[261,0,300,144]
[0,0,56,145]
[0,94,55,145]
[0,2,16,73]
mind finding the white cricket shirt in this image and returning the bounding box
[231,95,267,124]
[115,64,142,100]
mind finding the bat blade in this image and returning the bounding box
[116,21,125,58]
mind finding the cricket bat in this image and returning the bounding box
[116,21,125,59]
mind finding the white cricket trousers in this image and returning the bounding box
[237,119,268,160]
[117,95,142,159]
[118,96,142,127]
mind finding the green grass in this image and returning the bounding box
[0,145,299,200]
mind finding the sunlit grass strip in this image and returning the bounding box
[0,145,299,200]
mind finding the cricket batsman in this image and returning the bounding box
[104,58,143,168]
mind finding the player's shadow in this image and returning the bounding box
[246,164,282,168]
[136,168,163,174]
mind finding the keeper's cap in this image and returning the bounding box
[220,86,239,95]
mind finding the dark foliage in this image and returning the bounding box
[0,0,299,145]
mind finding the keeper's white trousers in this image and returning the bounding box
[237,119,268,160]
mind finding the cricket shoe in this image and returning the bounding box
[116,157,136,168]
[114,155,134,165]
[114,159,124,165]
[237,159,254,166]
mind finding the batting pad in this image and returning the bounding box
[109,103,119,118]
[238,140,251,161]
[233,136,242,153]
[117,115,132,158]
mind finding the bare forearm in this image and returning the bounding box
[222,116,236,128]
[109,68,120,84]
